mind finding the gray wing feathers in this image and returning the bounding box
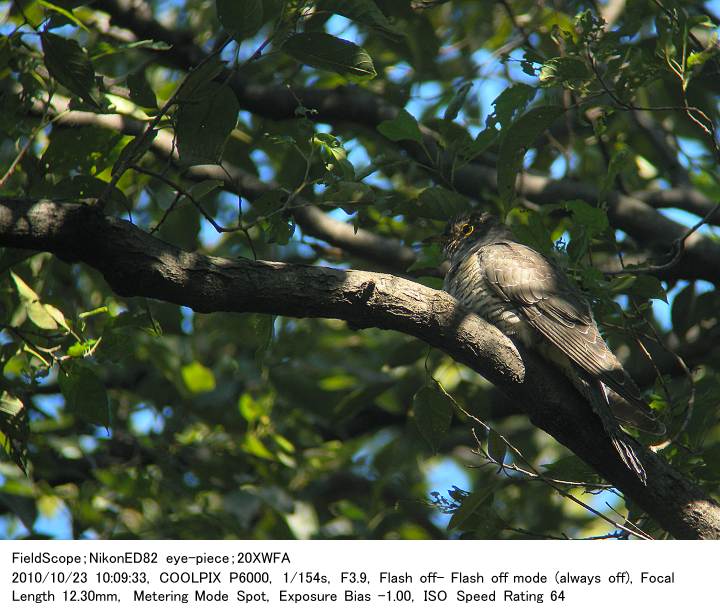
[480,242,664,435]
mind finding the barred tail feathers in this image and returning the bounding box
[576,373,648,485]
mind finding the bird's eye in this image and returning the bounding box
[461,224,474,237]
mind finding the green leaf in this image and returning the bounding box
[58,362,109,425]
[377,109,423,144]
[670,283,696,336]
[41,32,99,107]
[629,275,668,303]
[318,0,403,39]
[26,302,59,330]
[0,393,23,417]
[42,126,122,175]
[468,505,506,539]
[444,82,472,122]
[447,476,498,531]
[40,303,68,330]
[282,33,376,81]
[181,361,216,394]
[407,242,443,274]
[539,56,590,88]
[243,433,275,460]
[250,189,286,220]
[601,147,630,198]
[265,214,295,245]
[177,57,226,99]
[97,328,133,362]
[10,271,39,302]
[564,200,608,234]
[413,381,456,453]
[489,83,536,130]
[497,105,564,206]
[687,43,719,70]
[38,1,89,31]
[508,208,554,254]
[126,69,157,108]
[10,272,67,330]
[457,126,498,162]
[313,133,355,180]
[612,273,663,302]
[322,181,375,213]
[239,392,266,423]
[0,494,36,532]
[252,314,275,366]
[176,83,239,165]
[68,340,96,358]
[417,186,470,220]
[216,0,264,42]
[563,199,607,262]
[251,191,294,245]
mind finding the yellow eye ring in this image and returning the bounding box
[461,224,474,237]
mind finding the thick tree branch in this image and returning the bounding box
[1,198,719,538]
[633,187,720,226]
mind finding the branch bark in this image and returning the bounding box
[2,198,719,538]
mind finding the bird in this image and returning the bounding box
[441,211,665,484]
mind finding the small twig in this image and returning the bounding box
[505,527,568,539]
[607,201,720,276]
[606,500,650,538]
[462,411,653,539]
[0,138,33,189]
[131,164,242,233]
[469,427,616,492]
[0,90,56,188]
[497,0,539,55]
[149,192,183,235]
[652,352,696,452]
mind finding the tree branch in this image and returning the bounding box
[1,198,719,538]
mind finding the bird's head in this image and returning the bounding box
[442,211,511,261]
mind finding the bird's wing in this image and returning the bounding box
[481,241,662,433]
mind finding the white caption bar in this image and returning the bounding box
[0,540,714,615]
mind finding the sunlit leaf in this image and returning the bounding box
[378,109,423,144]
[181,361,216,394]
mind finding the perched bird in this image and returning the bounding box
[442,211,665,484]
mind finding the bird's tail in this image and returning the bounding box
[605,388,666,437]
[576,373,648,485]
[604,423,647,486]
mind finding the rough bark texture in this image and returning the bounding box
[2,199,719,539]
